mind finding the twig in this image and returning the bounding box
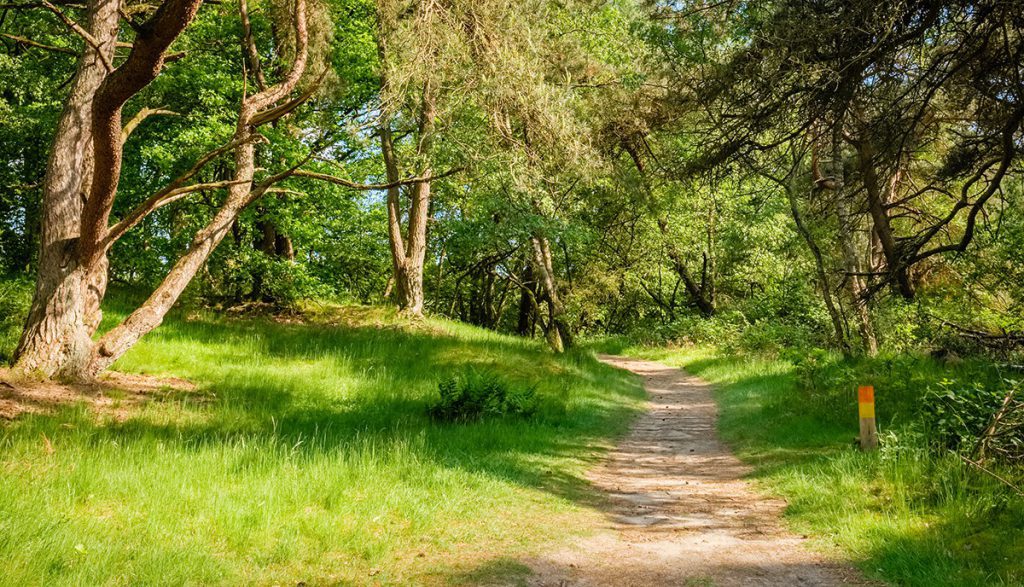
[955,451,1024,497]
[0,32,77,55]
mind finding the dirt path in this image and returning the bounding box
[523,355,866,586]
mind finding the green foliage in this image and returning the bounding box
[925,378,1024,460]
[429,369,537,422]
[0,276,31,362]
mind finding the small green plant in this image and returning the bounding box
[429,370,537,422]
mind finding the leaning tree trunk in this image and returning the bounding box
[18,0,307,380]
[13,0,119,379]
[657,219,715,317]
[92,140,259,374]
[88,0,309,376]
[784,177,851,354]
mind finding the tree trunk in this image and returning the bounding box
[17,0,308,380]
[531,234,572,352]
[657,219,715,317]
[855,141,915,300]
[378,82,435,317]
[92,137,259,374]
[516,263,535,336]
[13,0,118,379]
[831,138,880,356]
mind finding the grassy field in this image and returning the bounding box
[0,299,644,585]
[602,342,1024,587]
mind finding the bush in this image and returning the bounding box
[653,311,745,347]
[924,377,1024,461]
[429,370,537,422]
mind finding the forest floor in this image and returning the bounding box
[0,369,198,421]
[522,355,867,587]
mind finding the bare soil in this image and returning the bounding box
[523,355,868,587]
[0,368,198,421]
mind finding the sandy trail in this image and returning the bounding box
[522,355,866,587]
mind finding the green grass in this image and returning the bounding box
[612,343,1024,587]
[0,300,645,585]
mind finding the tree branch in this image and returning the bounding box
[121,106,178,143]
[291,166,462,191]
[103,136,255,248]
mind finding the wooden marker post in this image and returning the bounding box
[858,385,878,450]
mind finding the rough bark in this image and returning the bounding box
[13,0,118,378]
[18,0,311,379]
[79,0,205,271]
[89,0,309,375]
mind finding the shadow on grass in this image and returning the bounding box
[443,557,534,586]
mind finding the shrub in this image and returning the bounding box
[429,370,537,422]
[924,377,1024,461]
[655,311,745,347]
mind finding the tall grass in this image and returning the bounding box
[0,296,645,585]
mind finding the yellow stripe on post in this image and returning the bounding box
[858,385,878,450]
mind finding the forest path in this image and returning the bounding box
[521,355,866,587]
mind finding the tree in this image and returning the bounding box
[12,0,419,379]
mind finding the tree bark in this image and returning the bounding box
[89,0,308,375]
[17,0,311,380]
[13,0,118,378]
[378,81,435,317]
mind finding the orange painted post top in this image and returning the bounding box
[858,385,874,403]
[858,385,878,450]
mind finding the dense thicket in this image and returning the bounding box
[1,0,1022,373]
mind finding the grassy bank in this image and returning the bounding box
[0,300,644,585]
[606,342,1024,586]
